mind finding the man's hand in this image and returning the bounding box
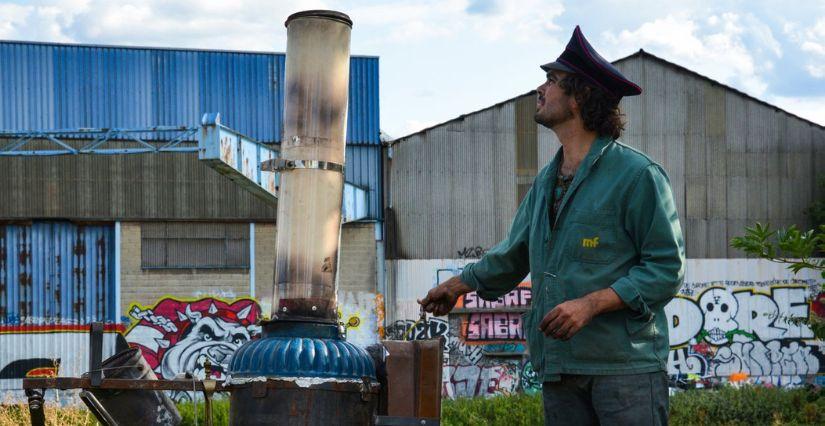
[538,287,626,340]
[539,298,596,340]
[418,276,473,316]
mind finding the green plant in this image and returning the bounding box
[730,223,825,276]
[731,222,825,339]
[176,398,230,426]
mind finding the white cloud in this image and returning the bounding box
[769,95,825,126]
[785,17,825,79]
[602,12,779,96]
[0,0,332,51]
[349,0,563,44]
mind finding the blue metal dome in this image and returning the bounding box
[228,321,376,380]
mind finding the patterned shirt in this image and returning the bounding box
[551,173,575,226]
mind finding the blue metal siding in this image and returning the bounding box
[0,41,379,145]
[0,222,116,324]
[347,57,380,145]
[346,145,382,219]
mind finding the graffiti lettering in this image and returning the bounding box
[443,363,521,398]
[465,313,523,341]
[385,318,449,341]
[461,288,532,309]
[456,246,487,259]
[665,285,823,386]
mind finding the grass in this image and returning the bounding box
[0,392,95,426]
[2,386,824,425]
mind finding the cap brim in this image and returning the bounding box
[540,61,573,73]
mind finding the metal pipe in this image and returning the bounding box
[272,10,352,322]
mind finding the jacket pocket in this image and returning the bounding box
[569,316,630,362]
[566,210,618,264]
[626,310,656,339]
[521,310,544,375]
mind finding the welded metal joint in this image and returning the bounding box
[260,158,344,174]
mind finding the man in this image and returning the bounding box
[419,26,684,425]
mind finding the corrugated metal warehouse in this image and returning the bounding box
[383,50,825,398]
[385,50,825,260]
[0,40,383,392]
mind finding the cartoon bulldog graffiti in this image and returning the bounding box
[125,297,261,382]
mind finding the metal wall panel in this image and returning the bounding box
[0,222,115,324]
[0,151,280,221]
[387,101,520,259]
[0,41,380,144]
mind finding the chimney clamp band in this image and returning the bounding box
[261,158,344,174]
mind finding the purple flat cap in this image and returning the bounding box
[541,26,642,98]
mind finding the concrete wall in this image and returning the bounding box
[339,222,378,293]
[120,222,254,313]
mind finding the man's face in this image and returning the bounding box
[534,71,574,129]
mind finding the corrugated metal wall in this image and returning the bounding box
[614,53,824,258]
[0,41,382,219]
[0,222,116,324]
[386,100,538,259]
[388,53,825,259]
[0,41,379,144]
[0,151,280,221]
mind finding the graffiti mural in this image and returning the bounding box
[459,283,531,342]
[0,323,125,396]
[389,264,536,398]
[665,283,824,386]
[124,297,261,382]
[392,259,825,397]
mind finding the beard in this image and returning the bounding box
[534,103,574,129]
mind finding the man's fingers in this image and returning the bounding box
[553,323,571,339]
[561,322,582,340]
[539,308,559,332]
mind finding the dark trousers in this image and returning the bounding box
[542,372,669,425]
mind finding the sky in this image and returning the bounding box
[1,0,824,138]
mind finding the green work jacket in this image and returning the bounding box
[460,136,685,382]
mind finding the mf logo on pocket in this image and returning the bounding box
[582,236,600,248]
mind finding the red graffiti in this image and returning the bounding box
[124,297,261,380]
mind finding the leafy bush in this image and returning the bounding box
[670,386,825,426]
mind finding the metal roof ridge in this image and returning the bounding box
[614,49,825,131]
[0,38,379,59]
[391,48,824,146]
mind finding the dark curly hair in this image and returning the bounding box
[557,74,626,140]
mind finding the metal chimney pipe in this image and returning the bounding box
[273,10,352,322]
[227,11,379,425]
